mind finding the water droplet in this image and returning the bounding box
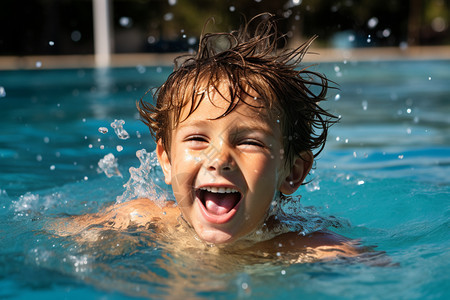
[431,17,447,32]
[398,155,404,160]
[0,86,5,97]
[98,127,108,134]
[110,119,130,140]
[100,145,105,150]
[84,176,88,181]
[334,94,340,101]
[229,6,235,12]
[400,42,408,50]
[428,76,432,81]
[116,145,123,152]
[357,180,365,185]
[49,41,55,46]
[362,100,368,110]
[406,108,412,114]
[136,65,146,74]
[281,270,286,275]
[36,155,42,162]
[71,30,81,42]
[119,16,132,28]
[97,153,122,178]
[36,61,42,68]
[43,137,50,144]
[187,37,196,45]
[336,136,340,141]
[163,13,173,21]
[366,34,372,43]
[168,0,177,5]
[367,17,379,29]
[382,29,391,37]
[50,165,56,170]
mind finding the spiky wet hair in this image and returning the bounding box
[138,13,337,164]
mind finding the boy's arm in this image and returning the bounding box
[49,198,178,237]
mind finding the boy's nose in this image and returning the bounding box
[206,147,236,173]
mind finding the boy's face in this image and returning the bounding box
[157,85,311,244]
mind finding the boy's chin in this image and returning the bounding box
[196,227,238,245]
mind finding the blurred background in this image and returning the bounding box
[0,0,449,65]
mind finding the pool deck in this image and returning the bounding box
[1,46,449,70]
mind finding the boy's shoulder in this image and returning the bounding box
[51,198,178,236]
[250,230,362,260]
[98,198,179,229]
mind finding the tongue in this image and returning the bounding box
[204,191,239,215]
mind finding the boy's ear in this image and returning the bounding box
[156,139,172,185]
[279,151,313,195]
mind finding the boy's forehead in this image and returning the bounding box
[178,82,273,122]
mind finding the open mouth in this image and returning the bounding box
[196,186,242,219]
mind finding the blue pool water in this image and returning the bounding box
[0,59,449,299]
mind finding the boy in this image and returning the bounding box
[56,14,361,261]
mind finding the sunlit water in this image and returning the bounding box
[0,60,449,299]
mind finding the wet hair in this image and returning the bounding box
[138,13,337,165]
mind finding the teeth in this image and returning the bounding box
[199,186,239,193]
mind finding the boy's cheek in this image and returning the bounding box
[170,172,195,208]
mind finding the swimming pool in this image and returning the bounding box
[0,59,449,299]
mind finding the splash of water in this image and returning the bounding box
[245,194,350,242]
[276,196,350,235]
[110,119,130,140]
[97,153,122,178]
[116,149,169,206]
[10,191,66,217]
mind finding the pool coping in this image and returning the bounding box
[1,46,449,70]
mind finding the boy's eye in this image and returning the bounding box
[238,139,265,150]
[183,135,209,148]
[185,135,207,142]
